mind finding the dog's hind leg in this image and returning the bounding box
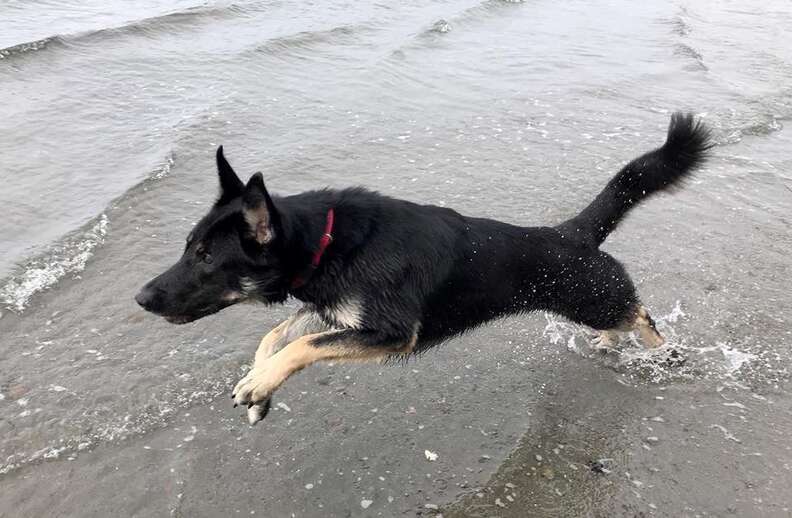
[561,253,663,349]
[234,327,418,424]
[632,305,665,348]
[591,329,619,349]
[589,307,663,349]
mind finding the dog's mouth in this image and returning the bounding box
[160,303,230,325]
[163,315,196,325]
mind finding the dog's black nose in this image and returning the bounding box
[135,286,162,313]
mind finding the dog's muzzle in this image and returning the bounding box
[135,285,164,314]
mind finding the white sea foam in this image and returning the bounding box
[720,345,757,375]
[710,424,741,443]
[0,370,234,476]
[0,152,173,313]
[0,214,108,312]
[151,153,174,179]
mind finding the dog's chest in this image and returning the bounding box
[319,297,364,329]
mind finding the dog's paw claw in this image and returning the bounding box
[232,367,281,408]
[247,399,271,425]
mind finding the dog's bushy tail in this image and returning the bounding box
[558,112,712,247]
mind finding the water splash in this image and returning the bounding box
[542,301,758,383]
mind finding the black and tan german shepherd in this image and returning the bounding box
[136,113,711,424]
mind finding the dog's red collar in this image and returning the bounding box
[291,208,335,289]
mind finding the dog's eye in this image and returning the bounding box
[195,244,213,264]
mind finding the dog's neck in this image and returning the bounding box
[274,188,378,308]
[275,192,343,303]
[289,208,334,289]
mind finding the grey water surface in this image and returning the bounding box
[1,0,791,516]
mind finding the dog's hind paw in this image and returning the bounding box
[662,347,687,367]
[591,330,618,349]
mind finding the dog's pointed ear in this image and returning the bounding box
[242,172,278,244]
[216,146,244,204]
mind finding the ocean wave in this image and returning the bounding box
[0,2,255,61]
[0,36,64,60]
[448,0,526,24]
[674,43,707,71]
[94,3,251,38]
[733,118,784,138]
[151,152,175,180]
[0,214,109,313]
[252,24,366,56]
[418,19,452,38]
[717,114,785,145]
[0,153,174,313]
[389,0,522,59]
[664,15,692,36]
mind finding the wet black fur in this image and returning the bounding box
[137,113,711,353]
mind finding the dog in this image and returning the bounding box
[136,112,711,424]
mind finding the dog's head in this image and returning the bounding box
[135,147,290,324]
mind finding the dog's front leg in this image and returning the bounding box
[233,328,417,424]
[252,318,291,366]
[252,307,333,365]
[234,317,293,422]
[239,308,333,421]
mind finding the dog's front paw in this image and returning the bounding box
[232,366,283,424]
[233,366,278,404]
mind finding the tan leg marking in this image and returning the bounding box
[243,309,332,422]
[234,330,417,423]
[253,318,291,365]
[633,305,665,348]
[252,308,335,366]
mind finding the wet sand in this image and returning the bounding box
[2,325,790,518]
